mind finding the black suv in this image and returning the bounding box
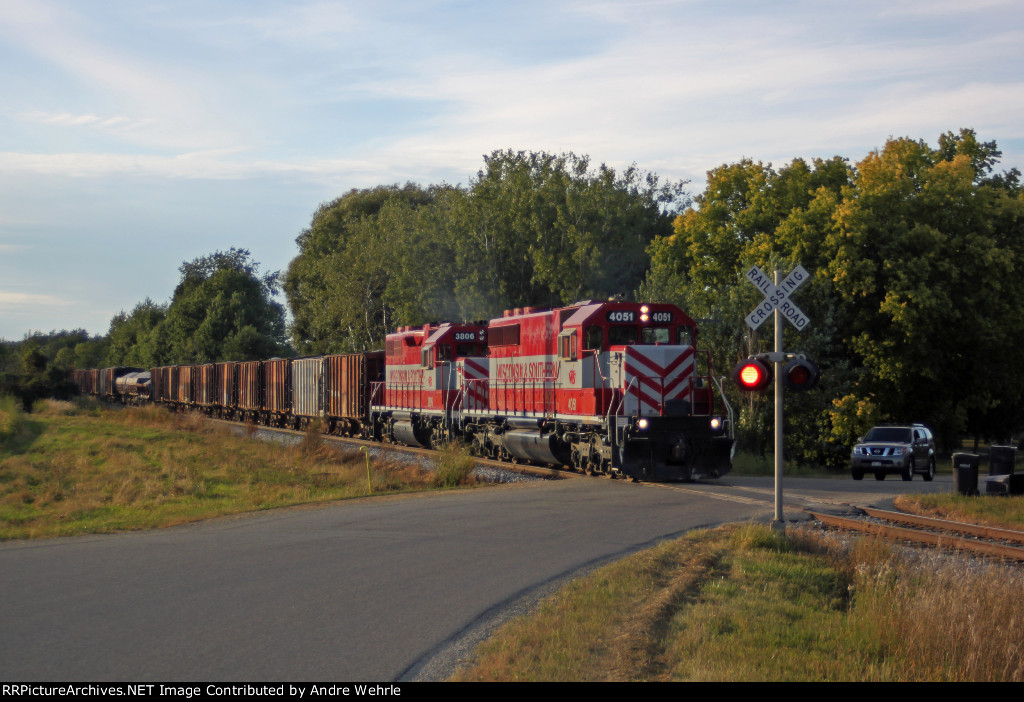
[850,424,936,481]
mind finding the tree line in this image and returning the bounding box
[5,134,1023,459]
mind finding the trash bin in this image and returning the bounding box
[985,473,1024,495]
[989,445,1016,476]
[952,453,979,495]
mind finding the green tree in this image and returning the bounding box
[285,184,435,354]
[154,248,290,364]
[457,150,687,314]
[827,134,1024,447]
[104,299,166,367]
[646,129,1024,460]
[284,152,687,353]
[642,157,853,462]
[0,340,76,409]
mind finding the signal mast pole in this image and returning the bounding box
[773,270,784,531]
[738,264,814,532]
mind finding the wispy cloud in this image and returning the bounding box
[0,291,78,309]
[0,0,245,151]
[25,111,140,130]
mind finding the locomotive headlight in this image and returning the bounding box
[637,418,649,430]
[710,416,722,431]
[640,314,649,322]
[640,305,649,314]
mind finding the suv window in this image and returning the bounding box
[863,427,912,443]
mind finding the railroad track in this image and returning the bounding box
[811,508,1024,562]
[212,418,583,481]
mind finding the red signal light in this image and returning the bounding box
[783,358,819,391]
[740,364,765,386]
[732,357,772,392]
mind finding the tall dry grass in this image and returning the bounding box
[846,545,1024,680]
[457,524,1024,682]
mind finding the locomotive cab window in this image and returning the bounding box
[558,331,578,361]
[677,326,694,346]
[608,325,637,346]
[641,327,670,344]
[584,325,602,351]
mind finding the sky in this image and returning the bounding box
[1,0,1022,341]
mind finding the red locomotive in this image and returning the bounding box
[369,300,733,480]
[76,299,734,481]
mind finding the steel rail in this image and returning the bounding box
[861,507,1024,545]
[811,511,1024,562]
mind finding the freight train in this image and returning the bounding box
[72,299,735,481]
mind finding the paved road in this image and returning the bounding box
[0,474,943,681]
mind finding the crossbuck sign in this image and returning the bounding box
[745,264,810,331]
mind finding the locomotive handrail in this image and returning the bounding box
[608,376,638,422]
[709,374,735,439]
[444,363,459,434]
[369,380,383,408]
[584,348,608,383]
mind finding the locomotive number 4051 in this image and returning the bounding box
[607,311,636,323]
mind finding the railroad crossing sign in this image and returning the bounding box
[745,264,811,331]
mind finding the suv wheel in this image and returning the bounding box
[922,458,935,482]
[902,457,914,481]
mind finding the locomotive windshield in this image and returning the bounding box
[609,325,637,346]
[641,327,671,344]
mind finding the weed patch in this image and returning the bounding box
[433,443,477,488]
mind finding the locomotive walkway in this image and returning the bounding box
[0,474,949,681]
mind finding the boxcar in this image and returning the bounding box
[262,358,291,426]
[174,365,194,407]
[326,352,384,436]
[236,361,262,421]
[214,362,237,418]
[291,356,323,429]
[195,363,216,411]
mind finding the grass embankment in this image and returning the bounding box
[456,523,1024,682]
[0,398,477,540]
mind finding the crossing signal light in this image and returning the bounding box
[733,357,772,392]
[783,358,819,391]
